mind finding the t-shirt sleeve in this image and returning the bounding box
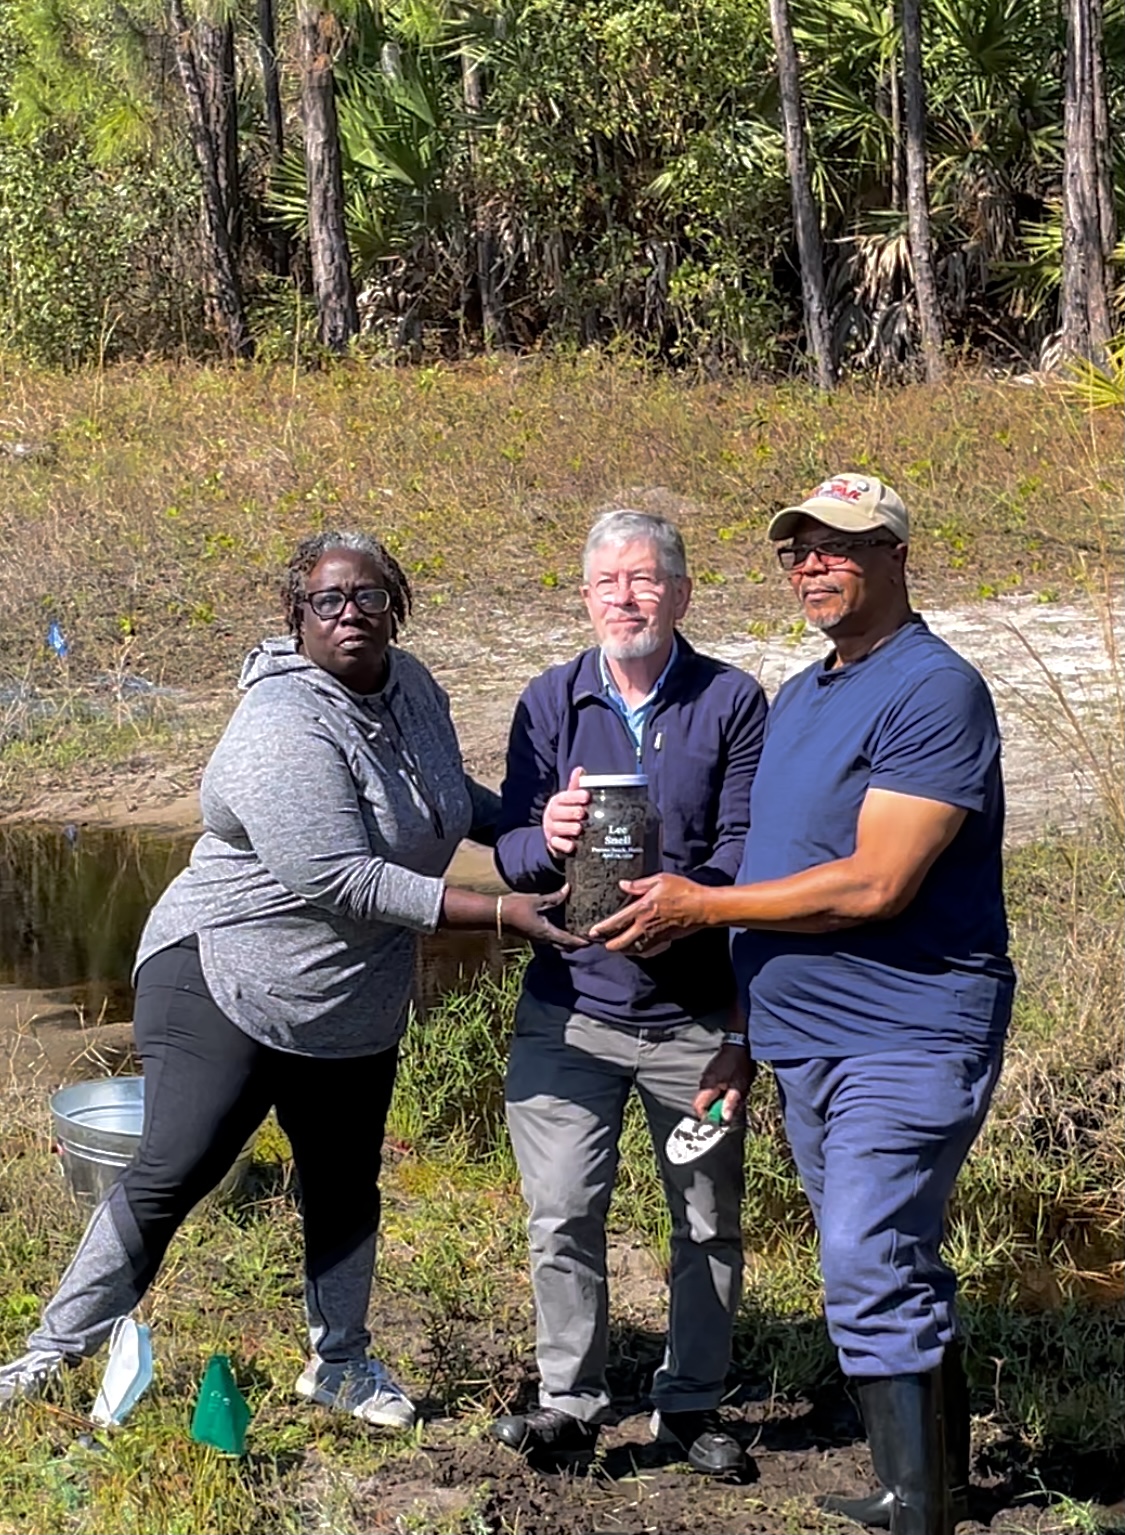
[868,666,999,813]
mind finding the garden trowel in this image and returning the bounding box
[664,1099,739,1167]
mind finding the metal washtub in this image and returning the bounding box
[50,1077,252,1207]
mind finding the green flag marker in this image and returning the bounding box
[190,1354,251,1456]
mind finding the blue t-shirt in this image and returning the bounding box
[732,618,1015,1060]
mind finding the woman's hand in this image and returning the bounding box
[588,872,709,953]
[692,1044,756,1125]
[542,766,590,858]
[500,888,589,949]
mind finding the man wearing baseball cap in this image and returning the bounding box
[592,473,1015,1535]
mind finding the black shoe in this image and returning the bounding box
[821,1349,970,1530]
[819,1370,951,1535]
[492,1406,600,1469]
[655,1408,747,1477]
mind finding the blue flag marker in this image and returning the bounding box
[47,621,69,659]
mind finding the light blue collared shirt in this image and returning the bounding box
[598,637,679,752]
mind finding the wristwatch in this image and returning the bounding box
[722,1031,748,1049]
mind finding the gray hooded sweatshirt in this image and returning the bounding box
[135,637,500,1057]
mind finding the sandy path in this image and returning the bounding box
[416,591,1122,849]
[4,593,1120,848]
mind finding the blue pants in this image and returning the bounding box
[773,1049,1002,1378]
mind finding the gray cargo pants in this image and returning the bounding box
[505,994,745,1423]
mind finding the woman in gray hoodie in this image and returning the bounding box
[1,530,581,1428]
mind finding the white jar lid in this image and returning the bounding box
[578,773,649,789]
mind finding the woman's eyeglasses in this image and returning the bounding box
[305,586,391,619]
[777,536,895,572]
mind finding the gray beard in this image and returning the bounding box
[801,594,854,634]
[601,628,665,661]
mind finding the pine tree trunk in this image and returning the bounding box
[890,54,904,211]
[1061,0,1112,363]
[461,49,506,349]
[197,15,240,250]
[901,0,945,381]
[1089,0,1116,267]
[298,2,358,351]
[169,0,252,358]
[256,0,289,275]
[258,0,285,170]
[768,0,837,390]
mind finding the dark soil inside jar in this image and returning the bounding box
[565,841,651,936]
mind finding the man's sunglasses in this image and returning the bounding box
[777,536,897,572]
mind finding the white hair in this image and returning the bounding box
[582,510,688,582]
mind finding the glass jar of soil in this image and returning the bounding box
[565,774,663,938]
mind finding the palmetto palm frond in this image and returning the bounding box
[827,208,916,367]
[995,208,1125,323]
[338,61,443,188]
[267,1,461,278]
[1061,333,1125,409]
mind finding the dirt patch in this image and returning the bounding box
[346,1236,1125,1534]
[345,1392,1125,1535]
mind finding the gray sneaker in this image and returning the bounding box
[295,1356,415,1429]
[0,1348,67,1407]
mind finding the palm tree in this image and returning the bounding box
[900,0,945,378]
[768,0,837,389]
[1060,0,1114,361]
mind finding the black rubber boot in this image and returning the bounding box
[941,1343,971,1526]
[820,1370,950,1535]
[821,1348,969,1529]
[492,1405,600,1470]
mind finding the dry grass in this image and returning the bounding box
[0,356,1119,702]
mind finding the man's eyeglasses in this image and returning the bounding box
[305,586,391,619]
[589,573,667,603]
[777,536,896,572]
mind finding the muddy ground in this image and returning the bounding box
[355,1418,1125,1535]
[305,1274,1125,1535]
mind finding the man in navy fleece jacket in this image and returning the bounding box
[491,509,767,1476]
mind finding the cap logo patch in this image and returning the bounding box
[815,477,869,503]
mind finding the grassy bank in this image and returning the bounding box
[0,817,1120,1534]
[1,358,1119,688]
[1,356,1119,815]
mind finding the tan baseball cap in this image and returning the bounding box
[767,473,909,543]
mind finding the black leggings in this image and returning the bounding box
[125,939,398,1356]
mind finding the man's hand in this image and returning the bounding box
[588,872,708,953]
[542,766,590,859]
[692,1044,755,1124]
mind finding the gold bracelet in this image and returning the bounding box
[496,894,505,941]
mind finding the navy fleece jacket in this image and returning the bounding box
[495,636,767,1028]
